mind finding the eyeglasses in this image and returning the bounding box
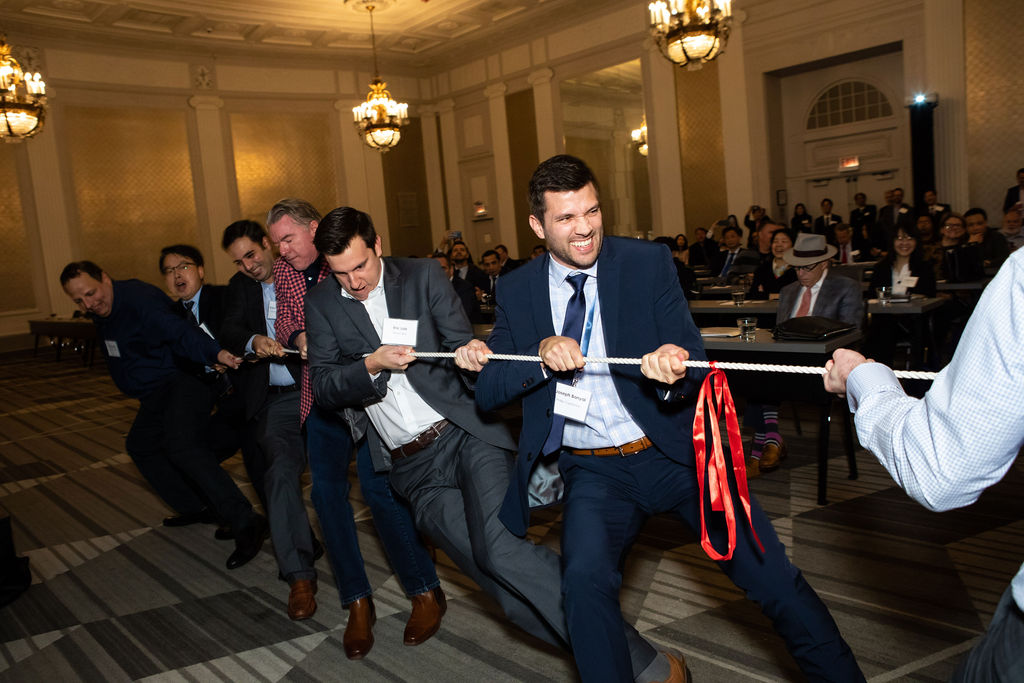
[942,224,964,231]
[161,262,196,275]
[794,261,826,272]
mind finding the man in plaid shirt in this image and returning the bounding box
[267,199,441,660]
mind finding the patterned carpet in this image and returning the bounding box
[0,348,1020,682]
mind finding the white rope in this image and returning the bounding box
[410,351,938,381]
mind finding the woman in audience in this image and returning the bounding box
[747,229,796,299]
[674,233,690,263]
[790,203,813,233]
[865,225,937,370]
[939,212,980,282]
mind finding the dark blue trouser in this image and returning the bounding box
[558,447,864,683]
[952,585,1024,682]
[304,404,438,604]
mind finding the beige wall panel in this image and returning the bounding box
[216,65,336,94]
[65,106,197,288]
[546,6,641,62]
[45,49,189,89]
[965,0,1024,217]
[229,111,337,225]
[565,136,616,231]
[0,148,36,312]
[675,63,728,235]
[456,101,492,157]
[381,118,434,258]
[450,60,488,92]
[502,45,532,76]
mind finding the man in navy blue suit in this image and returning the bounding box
[465,155,863,683]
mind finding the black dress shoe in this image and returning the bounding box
[226,515,268,570]
[163,508,218,527]
[214,524,234,541]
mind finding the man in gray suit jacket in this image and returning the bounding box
[777,233,864,327]
[306,207,675,682]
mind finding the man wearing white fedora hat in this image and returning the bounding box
[750,233,864,474]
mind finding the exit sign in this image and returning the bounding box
[839,156,860,171]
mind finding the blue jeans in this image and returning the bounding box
[305,404,438,604]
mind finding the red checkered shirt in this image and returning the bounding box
[273,256,331,424]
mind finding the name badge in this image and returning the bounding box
[898,207,908,214]
[104,340,120,357]
[900,276,919,288]
[554,383,591,422]
[267,300,277,320]
[382,318,419,346]
[851,249,860,257]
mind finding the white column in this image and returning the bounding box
[611,110,637,236]
[484,82,519,249]
[641,45,686,235]
[419,107,449,247]
[529,68,561,160]
[436,99,464,233]
[922,0,968,209]
[717,9,754,213]
[335,100,391,255]
[25,96,76,316]
[188,95,234,282]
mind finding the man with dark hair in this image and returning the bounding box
[469,155,863,683]
[494,243,522,275]
[59,261,267,570]
[814,197,842,240]
[433,252,482,323]
[919,189,949,220]
[716,224,759,280]
[265,199,440,659]
[219,220,322,620]
[448,239,489,292]
[849,192,882,257]
[479,249,501,297]
[965,207,1011,270]
[878,186,914,242]
[307,207,670,682]
[530,244,547,259]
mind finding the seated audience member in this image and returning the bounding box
[753,221,781,263]
[433,252,484,323]
[830,223,867,264]
[674,233,690,263]
[747,229,796,299]
[725,213,749,246]
[218,220,322,620]
[999,209,1024,252]
[688,226,717,268]
[58,261,266,569]
[530,244,548,260]
[814,197,842,239]
[479,249,501,298]
[791,203,813,233]
[744,204,769,245]
[494,243,523,275]
[919,189,950,221]
[850,192,882,257]
[1001,166,1024,214]
[715,224,759,281]
[864,225,938,368]
[939,213,980,282]
[915,214,944,271]
[653,235,697,298]
[964,207,1010,271]
[749,234,864,473]
[878,187,915,242]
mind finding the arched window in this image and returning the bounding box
[806,81,893,130]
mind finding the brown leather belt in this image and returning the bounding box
[389,420,451,460]
[567,435,653,457]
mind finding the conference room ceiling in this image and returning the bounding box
[1,0,632,70]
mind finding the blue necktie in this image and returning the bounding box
[720,251,735,277]
[541,272,588,455]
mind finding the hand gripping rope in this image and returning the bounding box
[408,350,936,560]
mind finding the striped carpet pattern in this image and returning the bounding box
[0,349,1020,681]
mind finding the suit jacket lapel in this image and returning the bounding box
[531,254,556,339]
[333,279,381,348]
[596,239,619,354]
[383,259,406,322]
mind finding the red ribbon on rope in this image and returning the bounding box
[692,361,764,561]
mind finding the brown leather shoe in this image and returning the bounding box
[343,597,376,660]
[758,441,787,472]
[404,587,446,646]
[659,652,690,683]
[287,579,317,621]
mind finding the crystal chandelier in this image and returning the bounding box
[0,35,47,142]
[648,1,732,70]
[351,4,408,152]
[631,118,648,157]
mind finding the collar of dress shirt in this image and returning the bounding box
[182,285,202,313]
[547,253,599,289]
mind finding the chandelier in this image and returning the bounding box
[351,4,408,152]
[648,0,732,70]
[631,118,648,156]
[0,35,47,142]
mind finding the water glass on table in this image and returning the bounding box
[878,286,892,304]
[731,290,745,305]
[737,317,757,342]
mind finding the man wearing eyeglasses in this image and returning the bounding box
[778,233,864,326]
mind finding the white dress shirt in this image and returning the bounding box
[344,264,443,450]
[244,280,295,387]
[790,270,827,318]
[846,248,1024,609]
